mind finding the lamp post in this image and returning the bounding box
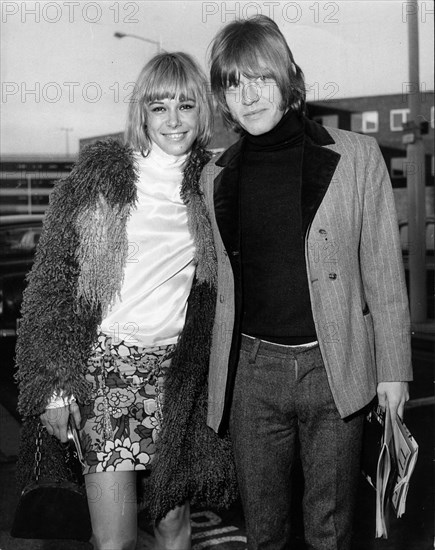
[114,32,161,52]
[60,127,73,157]
[405,1,426,324]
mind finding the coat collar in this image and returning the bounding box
[215,117,336,168]
[213,117,341,255]
[300,118,341,236]
[75,142,215,317]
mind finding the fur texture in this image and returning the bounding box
[15,140,238,518]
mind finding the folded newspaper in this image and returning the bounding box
[361,404,419,538]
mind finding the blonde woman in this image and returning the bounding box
[16,52,236,550]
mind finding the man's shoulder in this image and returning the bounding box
[322,125,377,150]
[203,149,228,175]
[208,138,244,169]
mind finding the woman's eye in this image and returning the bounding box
[180,103,195,110]
[151,106,164,113]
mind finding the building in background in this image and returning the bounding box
[308,92,434,319]
[0,156,74,215]
[0,115,238,216]
[2,92,433,230]
[307,92,434,226]
[1,93,433,316]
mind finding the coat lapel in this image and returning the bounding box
[213,118,341,241]
[213,139,244,257]
[301,120,341,235]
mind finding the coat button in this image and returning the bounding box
[329,272,337,280]
[319,229,327,235]
[219,294,225,303]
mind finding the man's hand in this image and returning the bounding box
[40,402,81,442]
[377,381,409,420]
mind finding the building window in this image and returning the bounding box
[313,114,339,128]
[390,157,407,187]
[350,113,362,133]
[391,157,407,178]
[363,111,378,133]
[390,109,410,131]
[350,111,378,133]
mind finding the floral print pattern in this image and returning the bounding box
[79,333,175,474]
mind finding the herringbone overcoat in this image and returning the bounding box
[201,118,413,434]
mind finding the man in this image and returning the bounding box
[201,15,412,550]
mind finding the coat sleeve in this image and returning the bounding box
[15,179,99,418]
[359,138,412,383]
[15,140,137,418]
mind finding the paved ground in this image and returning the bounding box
[0,334,433,549]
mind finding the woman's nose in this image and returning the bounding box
[166,109,181,128]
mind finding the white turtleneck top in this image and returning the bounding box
[100,143,196,348]
[48,143,196,408]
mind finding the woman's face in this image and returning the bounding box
[145,96,200,156]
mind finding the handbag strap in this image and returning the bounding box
[32,420,83,485]
[33,422,44,482]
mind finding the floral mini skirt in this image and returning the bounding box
[79,333,175,474]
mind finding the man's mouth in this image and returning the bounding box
[244,109,265,118]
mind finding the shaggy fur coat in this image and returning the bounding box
[15,139,237,520]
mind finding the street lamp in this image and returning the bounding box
[60,127,73,157]
[114,32,161,53]
[405,0,427,324]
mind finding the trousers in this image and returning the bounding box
[229,335,364,550]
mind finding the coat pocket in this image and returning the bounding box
[363,310,375,369]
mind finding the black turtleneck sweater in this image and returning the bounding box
[240,109,317,344]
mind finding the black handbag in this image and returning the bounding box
[11,420,92,541]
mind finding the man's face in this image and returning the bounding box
[224,75,285,135]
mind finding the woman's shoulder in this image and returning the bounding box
[67,139,138,207]
[75,138,136,172]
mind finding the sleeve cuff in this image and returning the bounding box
[46,391,76,409]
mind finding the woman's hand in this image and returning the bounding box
[40,401,81,442]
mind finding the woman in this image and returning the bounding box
[15,52,236,550]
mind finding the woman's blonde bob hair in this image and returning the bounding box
[125,52,213,155]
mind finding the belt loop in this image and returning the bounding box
[249,338,261,364]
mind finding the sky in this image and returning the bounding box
[1,0,434,156]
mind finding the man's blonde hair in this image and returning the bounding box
[209,15,306,132]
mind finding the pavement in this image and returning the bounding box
[0,333,433,550]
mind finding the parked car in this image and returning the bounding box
[0,214,44,419]
[0,214,44,338]
[399,217,435,320]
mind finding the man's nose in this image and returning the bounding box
[241,82,261,106]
